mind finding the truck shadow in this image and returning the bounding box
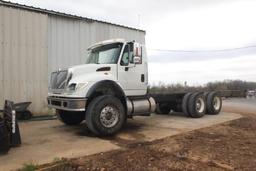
[74,120,147,147]
[75,121,145,136]
[104,122,147,148]
[75,123,97,137]
[74,112,189,138]
[169,112,189,117]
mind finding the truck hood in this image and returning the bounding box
[69,64,117,83]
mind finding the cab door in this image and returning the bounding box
[118,43,147,96]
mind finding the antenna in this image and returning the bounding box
[138,14,141,29]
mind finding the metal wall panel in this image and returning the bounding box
[0,6,48,115]
[0,6,3,109]
[48,16,145,78]
[0,5,145,115]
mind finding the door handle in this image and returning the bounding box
[125,67,129,71]
[141,74,145,82]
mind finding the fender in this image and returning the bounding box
[86,80,126,99]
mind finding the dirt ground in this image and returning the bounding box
[33,98,256,171]
[1,109,241,170]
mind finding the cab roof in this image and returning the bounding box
[87,39,127,50]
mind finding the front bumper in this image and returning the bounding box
[47,96,87,111]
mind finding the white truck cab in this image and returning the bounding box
[48,39,149,109]
[47,39,222,136]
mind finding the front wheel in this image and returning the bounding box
[57,110,85,126]
[86,95,126,136]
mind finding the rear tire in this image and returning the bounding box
[86,95,126,136]
[206,92,222,115]
[155,103,171,115]
[57,110,85,125]
[188,92,206,118]
[182,93,193,116]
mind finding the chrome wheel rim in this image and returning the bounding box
[196,97,205,113]
[213,96,221,110]
[100,105,119,128]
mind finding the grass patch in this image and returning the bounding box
[52,157,61,163]
[20,162,38,171]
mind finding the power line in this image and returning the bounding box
[148,45,256,53]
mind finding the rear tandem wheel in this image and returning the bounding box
[188,92,206,118]
[205,91,222,115]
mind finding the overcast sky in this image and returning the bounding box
[8,0,256,85]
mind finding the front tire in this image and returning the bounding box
[86,95,126,136]
[57,110,85,125]
[182,92,193,116]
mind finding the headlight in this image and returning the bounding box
[67,83,76,91]
[67,82,89,92]
[76,82,89,91]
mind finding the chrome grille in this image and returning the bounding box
[50,70,68,90]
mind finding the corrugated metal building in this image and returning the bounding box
[0,1,146,115]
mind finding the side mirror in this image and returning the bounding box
[133,43,142,57]
[133,42,142,64]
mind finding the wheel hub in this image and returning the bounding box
[196,98,205,113]
[100,106,119,128]
[213,97,221,110]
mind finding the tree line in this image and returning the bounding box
[149,80,256,94]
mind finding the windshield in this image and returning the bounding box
[86,43,123,64]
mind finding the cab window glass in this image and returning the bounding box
[86,43,122,64]
[129,43,134,63]
[121,45,130,66]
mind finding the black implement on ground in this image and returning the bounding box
[14,102,32,120]
[0,100,22,154]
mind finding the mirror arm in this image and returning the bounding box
[128,63,136,68]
